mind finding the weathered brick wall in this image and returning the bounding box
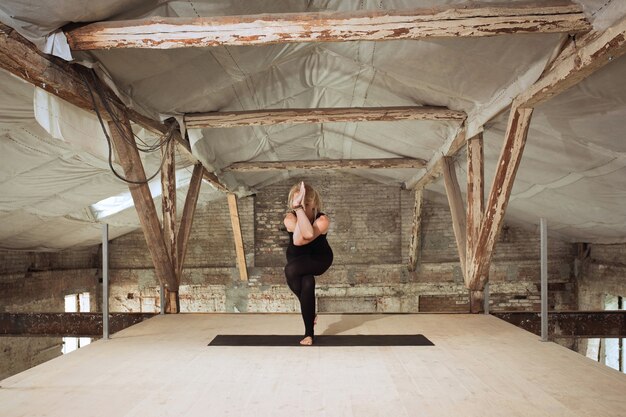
[574,243,626,356]
[577,243,626,311]
[0,247,99,380]
[106,172,576,315]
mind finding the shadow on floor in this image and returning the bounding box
[321,314,386,336]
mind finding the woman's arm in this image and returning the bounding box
[293,214,329,246]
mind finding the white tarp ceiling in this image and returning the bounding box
[0,0,625,250]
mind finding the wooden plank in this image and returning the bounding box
[177,164,203,277]
[404,127,466,190]
[516,15,626,108]
[467,107,534,291]
[494,311,626,338]
[107,116,178,290]
[161,139,177,279]
[227,193,248,281]
[65,4,591,50]
[407,190,423,272]
[186,106,466,128]
[224,158,425,172]
[442,157,467,279]
[0,312,156,337]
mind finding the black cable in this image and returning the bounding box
[81,70,174,185]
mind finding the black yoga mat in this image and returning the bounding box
[208,334,434,347]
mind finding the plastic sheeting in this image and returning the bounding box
[1,0,626,249]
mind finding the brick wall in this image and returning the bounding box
[0,247,99,379]
[103,171,576,315]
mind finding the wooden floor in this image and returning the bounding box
[1,313,625,417]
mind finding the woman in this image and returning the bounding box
[283,181,333,346]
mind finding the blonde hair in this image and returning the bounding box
[287,182,323,216]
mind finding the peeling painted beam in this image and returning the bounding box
[404,127,466,190]
[494,311,626,338]
[224,158,426,172]
[65,4,591,50]
[185,106,466,128]
[0,313,156,337]
[516,15,626,108]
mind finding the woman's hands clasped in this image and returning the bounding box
[292,181,306,208]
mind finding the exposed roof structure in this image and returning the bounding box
[1,0,625,251]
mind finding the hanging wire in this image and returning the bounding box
[81,70,175,185]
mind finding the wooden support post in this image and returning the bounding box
[467,133,485,312]
[106,114,178,291]
[467,107,534,292]
[442,156,467,280]
[160,137,179,313]
[227,193,248,281]
[408,190,423,272]
[177,164,204,278]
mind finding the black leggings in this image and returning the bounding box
[285,253,332,338]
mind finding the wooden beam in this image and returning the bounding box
[224,158,425,172]
[407,190,423,272]
[227,193,248,281]
[107,115,178,290]
[177,164,204,278]
[0,313,156,337]
[161,139,179,313]
[466,133,485,312]
[161,139,178,277]
[65,4,590,50]
[516,15,626,109]
[467,107,533,291]
[185,106,466,128]
[404,127,466,190]
[466,133,485,263]
[0,23,231,194]
[442,157,467,280]
[493,311,626,338]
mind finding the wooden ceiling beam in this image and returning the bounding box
[65,3,590,50]
[516,15,626,109]
[224,158,425,172]
[0,22,231,194]
[185,106,466,129]
[404,127,466,190]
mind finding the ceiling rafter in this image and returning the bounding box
[65,3,591,50]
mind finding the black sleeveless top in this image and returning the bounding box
[286,212,332,260]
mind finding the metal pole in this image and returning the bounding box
[483,281,490,315]
[102,223,109,340]
[160,283,165,315]
[540,218,548,342]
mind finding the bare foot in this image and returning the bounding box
[300,336,313,346]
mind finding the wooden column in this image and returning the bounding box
[160,138,179,313]
[467,107,534,292]
[106,114,177,291]
[442,157,467,280]
[408,190,423,272]
[227,193,248,281]
[466,133,485,312]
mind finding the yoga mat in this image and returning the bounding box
[208,334,434,346]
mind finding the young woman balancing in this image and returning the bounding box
[283,181,333,346]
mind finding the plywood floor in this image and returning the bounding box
[1,313,625,417]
